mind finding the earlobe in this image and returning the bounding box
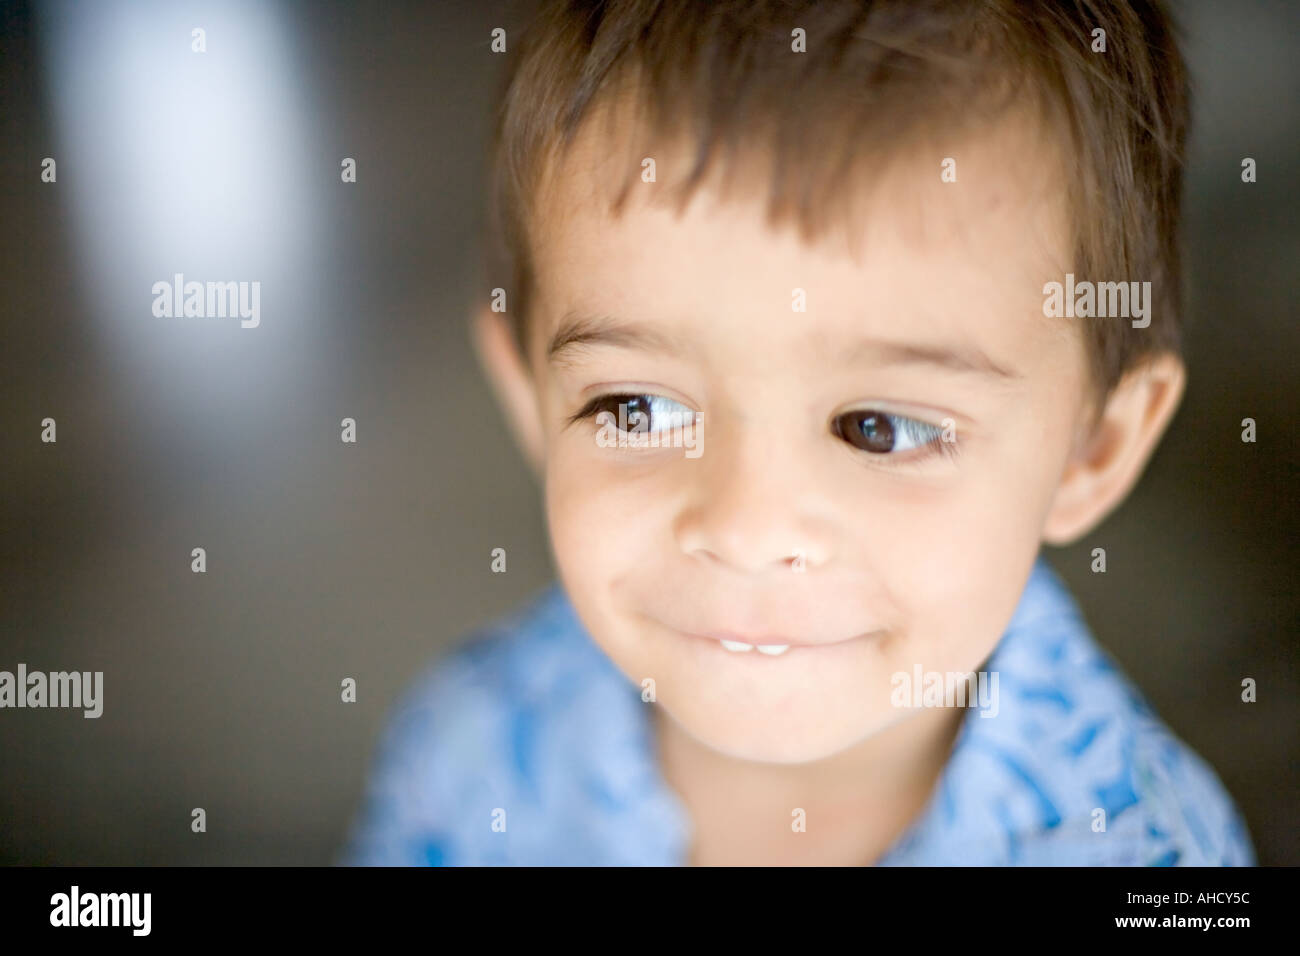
[470,304,546,475]
[1042,353,1186,544]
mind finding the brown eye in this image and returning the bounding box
[576,392,696,435]
[588,394,652,431]
[834,410,896,453]
[621,395,652,432]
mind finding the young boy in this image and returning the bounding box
[344,0,1255,865]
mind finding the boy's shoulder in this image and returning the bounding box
[342,583,689,865]
[881,559,1256,866]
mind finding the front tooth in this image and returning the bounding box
[720,639,754,652]
[756,644,790,656]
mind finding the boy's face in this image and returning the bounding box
[517,114,1092,764]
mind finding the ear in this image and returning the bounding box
[470,304,545,476]
[1042,352,1186,544]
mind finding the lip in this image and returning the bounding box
[687,628,867,649]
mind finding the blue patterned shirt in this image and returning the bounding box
[341,556,1255,866]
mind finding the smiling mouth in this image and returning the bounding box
[644,610,877,657]
[686,628,870,656]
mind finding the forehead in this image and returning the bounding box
[527,104,1077,370]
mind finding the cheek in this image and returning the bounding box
[887,498,1043,678]
[543,443,667,606]
[850,413,1078,674]
[542,447,694,702]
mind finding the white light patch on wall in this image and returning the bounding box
[38,0,324,416]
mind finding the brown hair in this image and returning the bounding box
[482,0,1189,396]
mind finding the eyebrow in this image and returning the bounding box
[547,310,1021,381]
[840,337,1022,381]
[547,311,686,364]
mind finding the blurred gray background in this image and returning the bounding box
[1,0,1295,865]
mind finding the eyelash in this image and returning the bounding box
[570,393,958,463]
[567,393,694,432]
[831,409,960,463]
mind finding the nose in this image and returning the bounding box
[672,421,837,575]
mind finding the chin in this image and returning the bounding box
[658,698,887,766]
